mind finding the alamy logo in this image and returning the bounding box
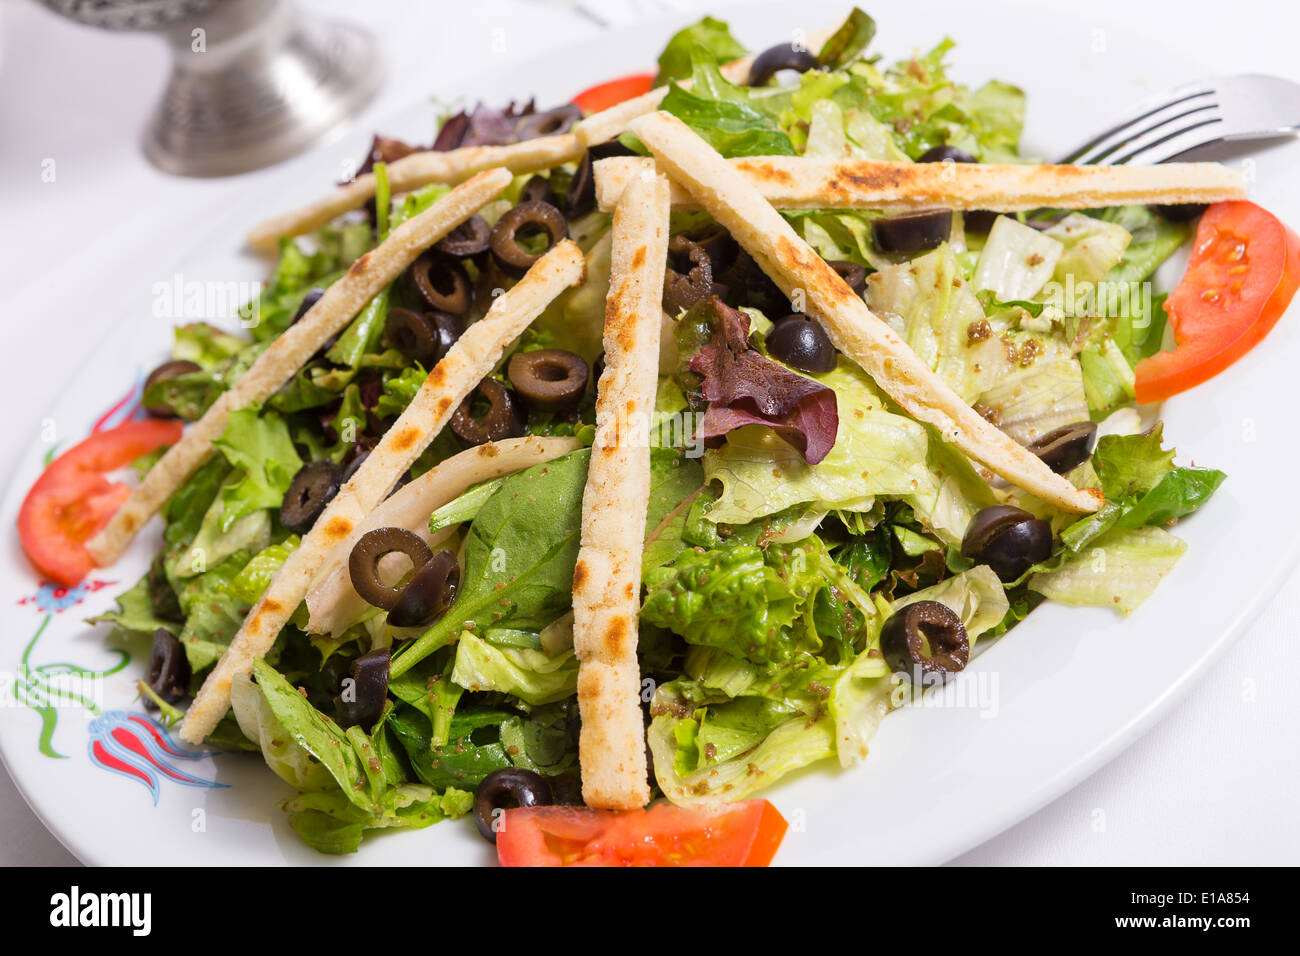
[49,886,151,936]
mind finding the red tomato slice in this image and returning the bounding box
[1135,201,1300,404]
[18,419,183,586]
[571,72,656,115]
[497,800,788,867]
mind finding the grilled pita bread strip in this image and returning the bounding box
[178,240,586,744]
[305,436,582,638]
[245,135,583,252]
[86,169,514,569]
[570,169,670,809]
[593,155,1248,212]
[628,111,1104,514]
[574,29,835,148]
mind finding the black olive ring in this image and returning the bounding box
[663,235,715,313]
[490,201,569,276]
[880,600,970,682]
[407,252,474,315]
[508,349,589,409]
[348,527,435,612]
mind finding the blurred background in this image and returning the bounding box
[0,0,1296,866]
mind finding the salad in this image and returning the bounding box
[18,8,1297,866]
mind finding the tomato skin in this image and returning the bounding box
[1135,201,1300,404]
[497,800,788,867]
[18,419,183,585]
[571,72,656,115]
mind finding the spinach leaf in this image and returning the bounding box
[252,659,378,812]
[388,705,514,790]
[392,449,591,676]
[393,448,703,678]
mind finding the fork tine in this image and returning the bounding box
[1063,92,1217,164]
[1112,118,1228,165]
[1058,81,1215,162]
[1076,101,1220,165]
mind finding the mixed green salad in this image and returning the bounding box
[93,8,1224,854]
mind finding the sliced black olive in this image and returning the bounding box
[1154,202,1208,223]
[663,235,715,313]
[565,152,596,219]
[333,647,391,732]
[914,148,997,232]
[388,550,460,628]
[385,308,462,366]
[290,287,326,324]
[142,360,202,418]
[508,349,589,409]
[519,174,556,207]
[828,260,867,296]
[1028,421,1098,474]
[880,600,969,682]
[747,42,821,86]
[588,138,638,160]
[916,145,978,164]
[384,308,439,364]
[686,223,739,277]
[723,247,789,314]
[341,444,371,483]
[348,527,435,611]
[280,460,343,534]
[407,251,473,315]
[514,104,582,141]
[434,214,491,258]
[767,315,837,374]
[962,210,999,233]
[490,200,569,276]
[474,767,553,843]
[145,628,191,707]
[450,378,526,445]
[872,209,953,254]
[961,504,1053,582]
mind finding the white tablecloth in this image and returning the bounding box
[0,0,1295,866]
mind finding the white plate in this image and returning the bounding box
[2,1,1297,867]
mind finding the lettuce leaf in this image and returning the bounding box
[703,363,992,544]
[211,403,303,533]
[974,216,1064,300]
[648,677,837,805]
[865,243,1004,402]
[1028,526,1187,614]
[817,7,877,70]
[660,64,796,157]
[449,631,578,706]
[654,16,747,86]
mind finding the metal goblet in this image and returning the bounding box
[37,0,385,176]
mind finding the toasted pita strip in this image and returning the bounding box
[245,135,583,252]
[178,240,586,744]
[86,169,513,569]
[574,28,835,147]
[593,155,1248,212]
[305,436,582,638]
[629,111,1104,514]
[570,169,670,808]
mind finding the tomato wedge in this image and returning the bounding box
[18,419,183,586]
[571,71,656,115]
[1135,201,1300,404]
[497,800,788,867]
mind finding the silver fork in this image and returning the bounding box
[1058,74,1300,165]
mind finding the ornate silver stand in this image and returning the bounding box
[39,0,385,176]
